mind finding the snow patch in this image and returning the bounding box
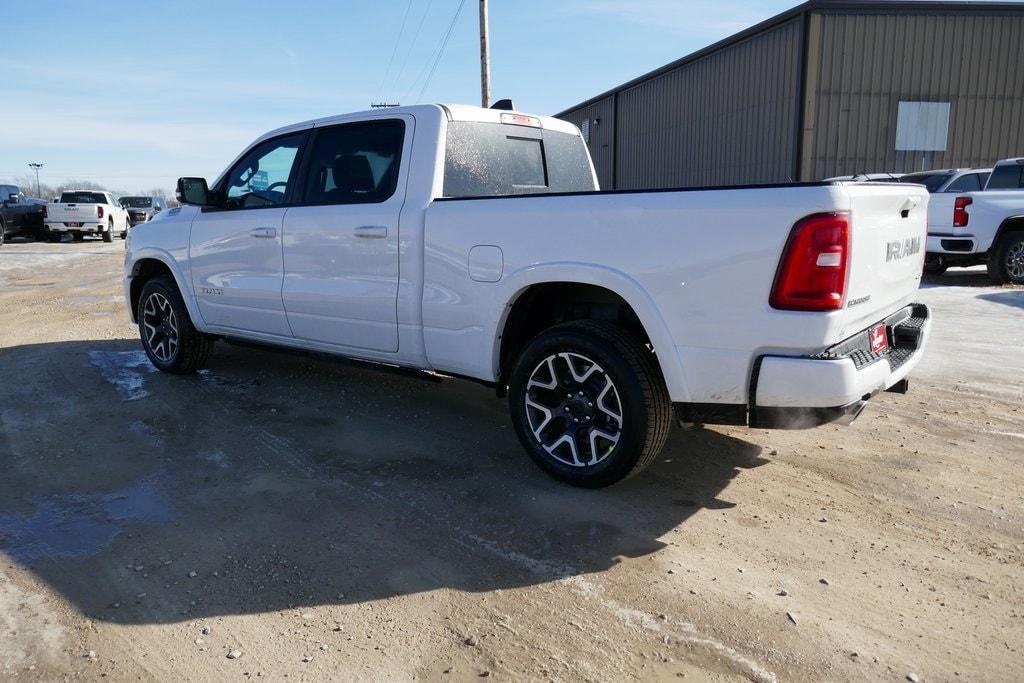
[88,350,157,400]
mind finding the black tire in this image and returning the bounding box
[73,232,84,242]
[922,254,947,277]
[137,275,213,374]
[988,232,1024,285]
[0,220,5,248]
[507,320,672,488]
[103,218,114,242]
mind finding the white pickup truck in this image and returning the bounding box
[123,103,932,487]
[45,190,130,242]
[923,158,1024,283]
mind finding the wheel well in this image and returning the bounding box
[996,217,1024,244]
[129,259,174,318]
[498,282,655,387]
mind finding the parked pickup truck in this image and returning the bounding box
[123,103,932,487]
[923,158,1024,283]
[120,195,165,226]
[45,190,130,242]
[0,184,47,244]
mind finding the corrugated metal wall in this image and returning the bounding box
[559,96,616,189]
[805,11,1024,179]
[613,19,803,189]
[558,18,803,189]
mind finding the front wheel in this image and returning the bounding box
[508,321,672,488]
[137,276,213,374]
[988,232,1024,285]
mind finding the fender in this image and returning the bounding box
[126,247,205,328]
[991,215,1024,251]
[493,261,691,402]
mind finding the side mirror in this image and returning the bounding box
[7,193,18,204]
[176,177,211,206]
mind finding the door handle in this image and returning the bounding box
[353,225,388,239]
[250,227,277,238]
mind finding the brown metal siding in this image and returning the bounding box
[613,19,803,189]
[806,11,1024,179]
[558,96,616,189]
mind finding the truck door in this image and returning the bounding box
[190,131,307,337]
[281,117,411,352]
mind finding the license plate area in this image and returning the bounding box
[868,324,889,354]
[66,222,83,227]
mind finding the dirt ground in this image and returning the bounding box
[0,238,1021,682]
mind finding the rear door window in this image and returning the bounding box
[301,120,405,204]
[986,164,1024,190]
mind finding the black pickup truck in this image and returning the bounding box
[0,185,47,244]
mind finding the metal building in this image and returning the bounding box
[556,0,1024,189]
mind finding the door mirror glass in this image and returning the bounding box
[176,177,210,206]
[7,193,18,203]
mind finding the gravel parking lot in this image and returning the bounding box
[1,239,1022,682]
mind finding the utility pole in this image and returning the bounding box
[479,0,491,108]
[28,163,43,197]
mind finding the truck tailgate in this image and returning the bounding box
[48,204,97,222]
[841,184,928,336]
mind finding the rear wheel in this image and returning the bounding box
[0,220,5,248]
[103,218,114,242]
[137,276,213,374]
[988,232,1024,285]
[508,321,671,488]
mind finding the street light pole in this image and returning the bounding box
[28,163,43,197]
[479,0,491,108]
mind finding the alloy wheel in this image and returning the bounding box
[524,352,623,467]
[1006,241,1024,280]
[142,292,179,362]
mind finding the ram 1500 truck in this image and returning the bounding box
[923,158,1024,283]
[123,103,932,487]
[45,190,130,242]
[0,185,47,244]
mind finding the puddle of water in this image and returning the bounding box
[88,350,156,400]
[0,478,175,562]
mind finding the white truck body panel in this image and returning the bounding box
[125,103,930,424]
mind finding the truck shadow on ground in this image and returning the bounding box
[0,339,767,625]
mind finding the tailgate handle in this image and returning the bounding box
[899,197,921,218]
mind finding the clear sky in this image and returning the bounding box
[1,0,810,193]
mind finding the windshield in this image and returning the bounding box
[60,192,106,204]
[120,197,153,208]
[898,173,951,193]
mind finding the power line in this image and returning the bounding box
[389,0,436,101]
[377,0,414,102]
[416,0,469,104]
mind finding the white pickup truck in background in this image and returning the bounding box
[923,158,1024,283]
[123,103,931,487]
[45,190,130,242]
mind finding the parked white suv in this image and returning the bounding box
[123,103,932,486]
[923,158,1024,282]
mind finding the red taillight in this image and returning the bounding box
[953,196,972,227]
[770,212,850,311]
[97,205,104,219]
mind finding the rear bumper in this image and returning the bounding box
[46,221,104,233]
[927,234,979,255]
[748,304,931,429]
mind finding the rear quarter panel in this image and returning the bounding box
[423,184,874,404]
